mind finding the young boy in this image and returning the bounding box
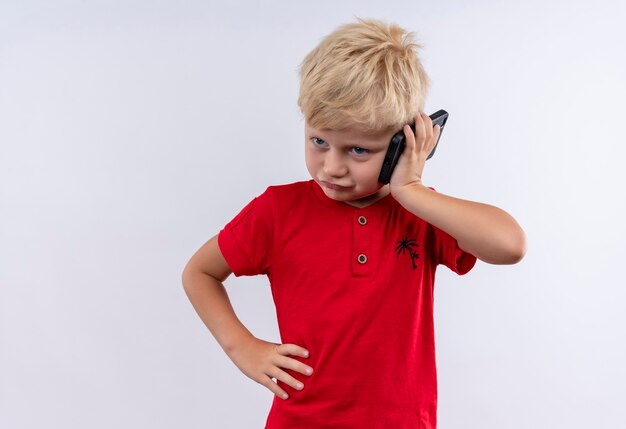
[182,17,527,429]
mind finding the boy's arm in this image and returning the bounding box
[394,184,527,265]
[181,234,255,354]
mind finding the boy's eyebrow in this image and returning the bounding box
[312,136,385,149]
[306,128,388,147]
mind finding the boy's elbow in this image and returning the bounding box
[514,244,527,264]
[482,231,527,265]
[505,249,525,265]
[505,231,528,264]
[181,263,196,290]
[181,267,187,285]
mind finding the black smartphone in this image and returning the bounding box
[378,109,449,184]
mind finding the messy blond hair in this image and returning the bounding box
[297,17,430,132]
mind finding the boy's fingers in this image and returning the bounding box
[276,354,314,376]
[422,112,433,126]
[277,343,309,358]
[403,125,415,149]
[424,113,434,138]
[414,113,426,143]
[261,376,290,400]
[268,367,305,392]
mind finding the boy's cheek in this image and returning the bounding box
[362,159,385,181]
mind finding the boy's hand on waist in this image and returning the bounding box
[227,336,314,401]
[390,112,441,201]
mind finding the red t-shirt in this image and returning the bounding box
[218,180,477,429]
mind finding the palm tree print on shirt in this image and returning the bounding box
[396,236,420,269]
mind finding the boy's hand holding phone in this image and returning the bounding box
[227,336,314,401]
[388,112,442,199]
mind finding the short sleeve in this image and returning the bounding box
[426,186,477,275]
[217,188,274,277]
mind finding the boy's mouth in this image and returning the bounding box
[320,180,351,190]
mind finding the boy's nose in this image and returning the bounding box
[323,152,348,178]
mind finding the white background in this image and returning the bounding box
[1,1,625,428]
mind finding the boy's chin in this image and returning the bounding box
[322,185,389,207]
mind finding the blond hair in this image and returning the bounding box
[297,17,430,132]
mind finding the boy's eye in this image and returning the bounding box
[310,138,368,156]
[311,137,327,147]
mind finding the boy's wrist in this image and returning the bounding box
[223,331,256,356]
[391,181,428,203]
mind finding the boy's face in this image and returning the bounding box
[304,122,396,208]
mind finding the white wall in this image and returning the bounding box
[1,1,624,427]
